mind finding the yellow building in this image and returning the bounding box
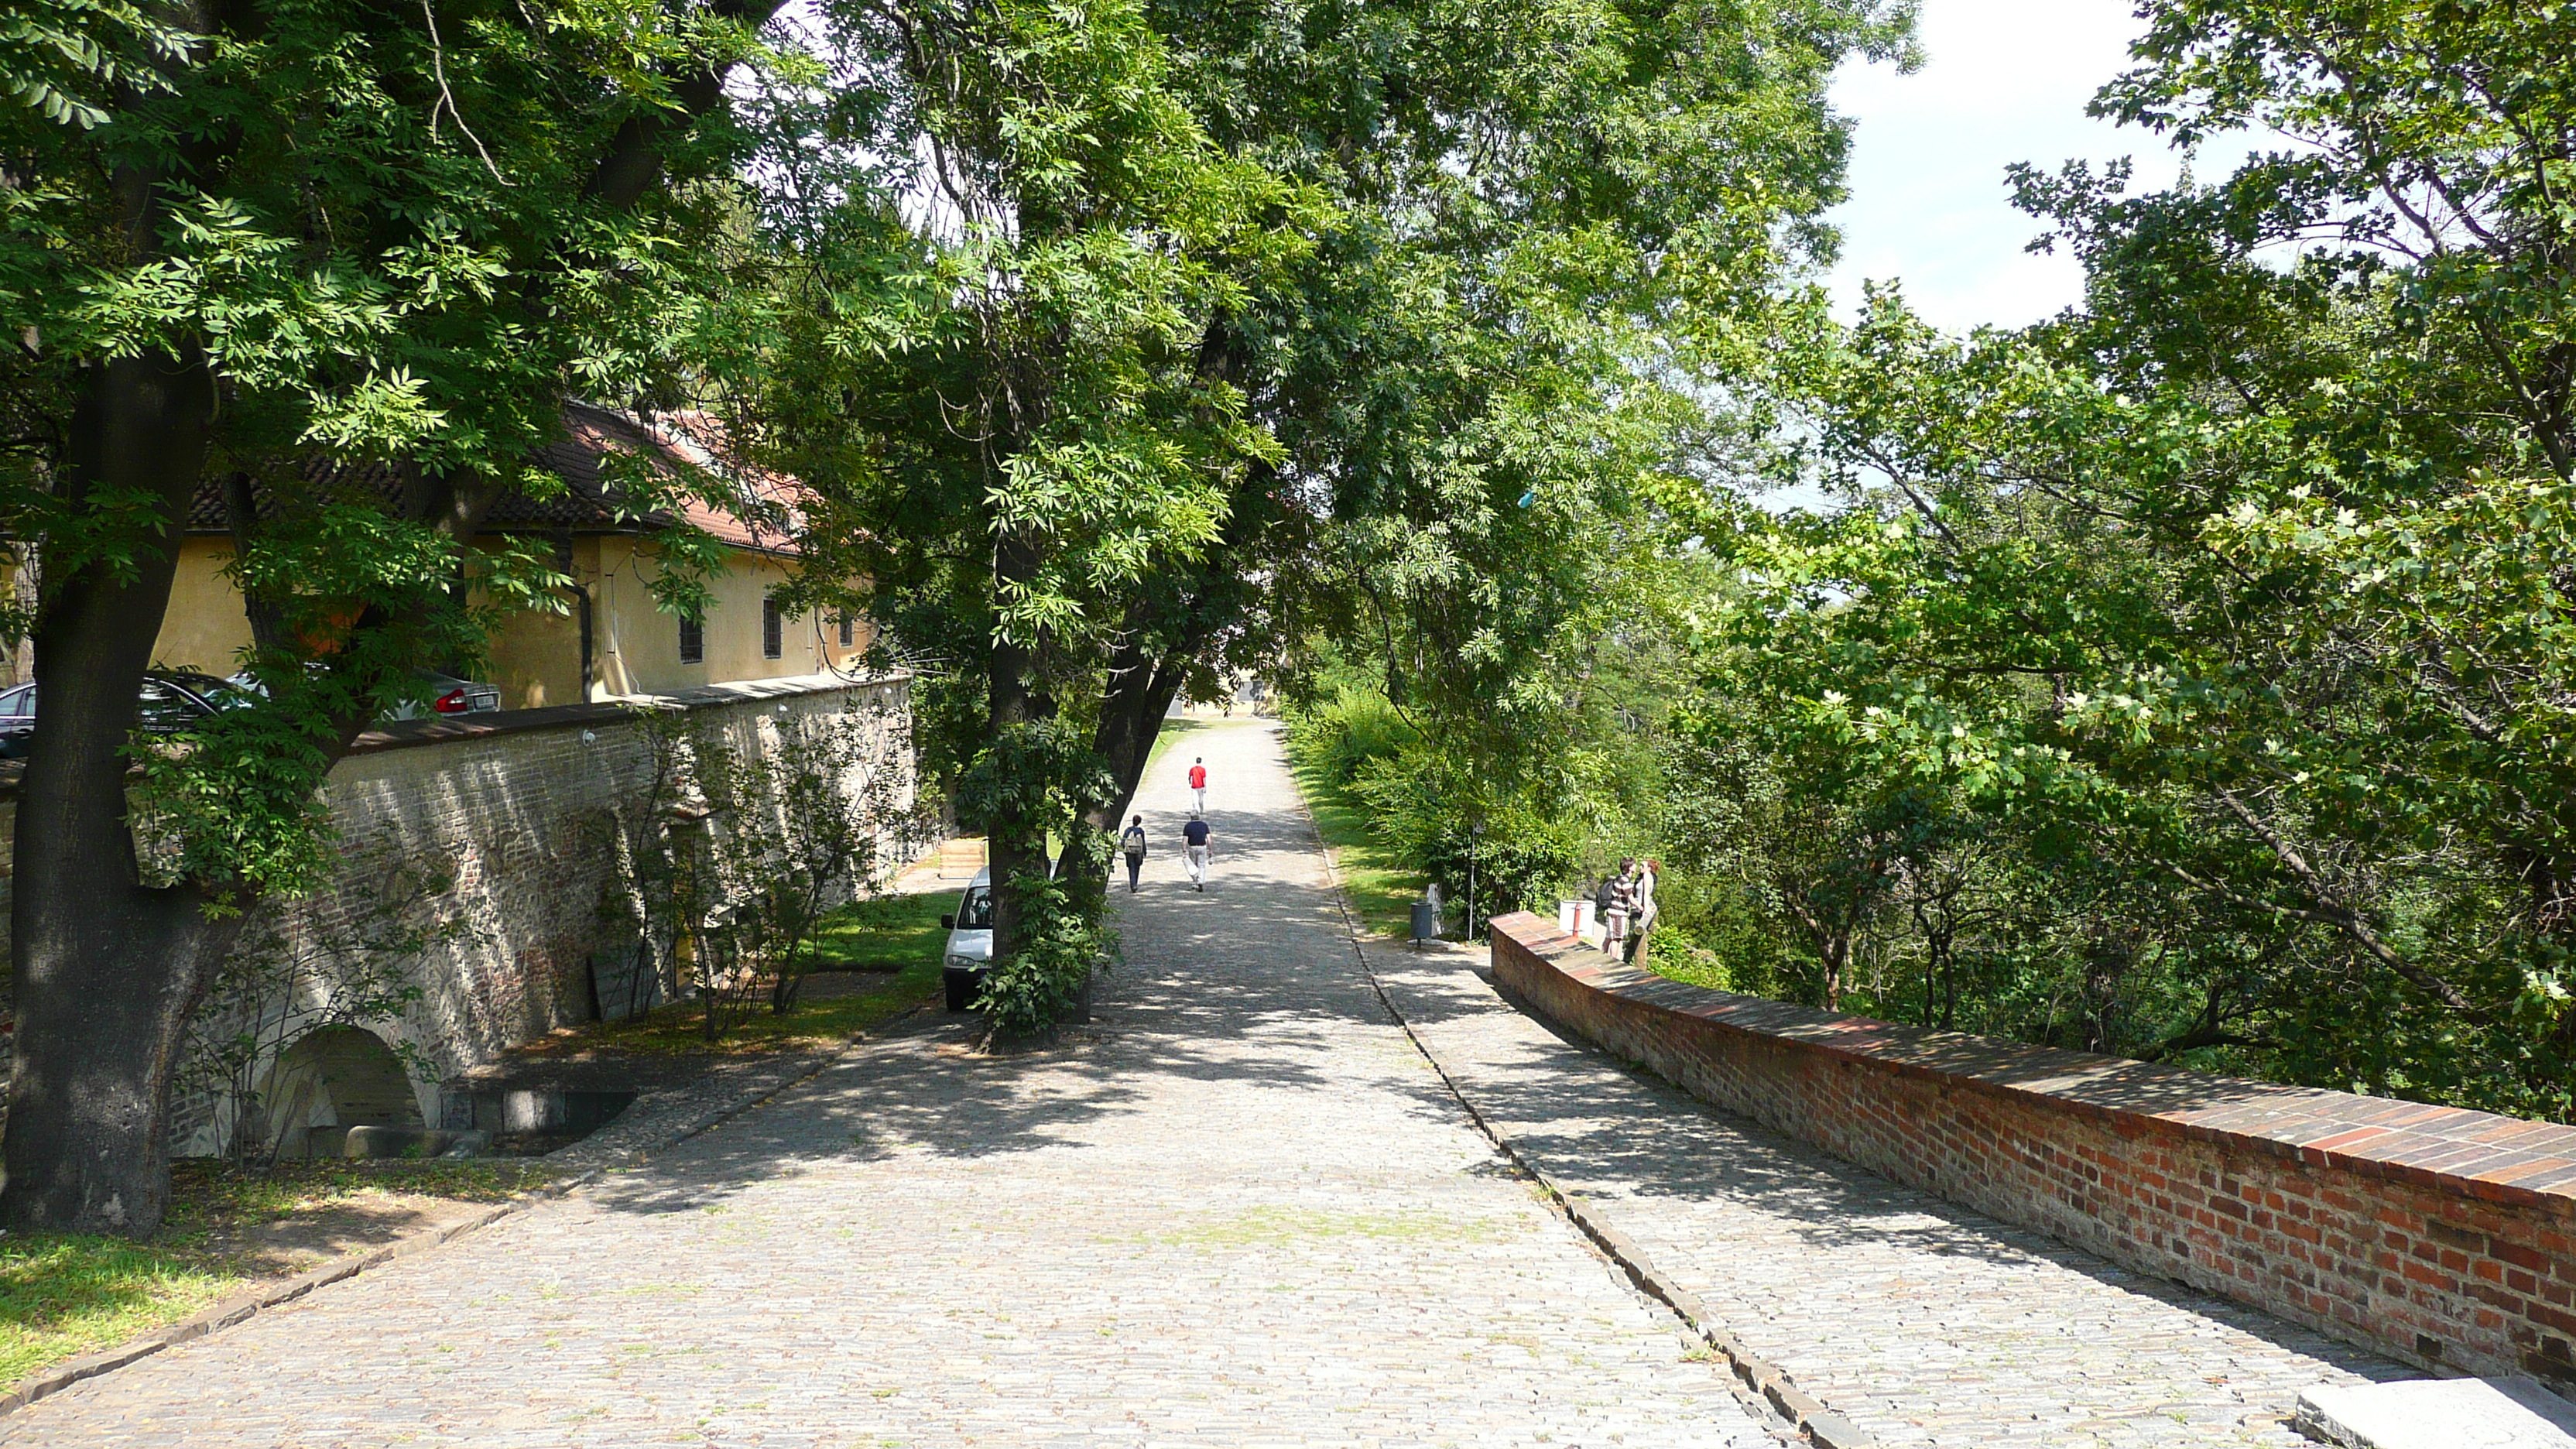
[152,403,871,708]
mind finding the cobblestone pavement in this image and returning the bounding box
[1368,944,2411,1449]
[6,718,1771,1448]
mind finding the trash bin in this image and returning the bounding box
[1411,899,1440,943]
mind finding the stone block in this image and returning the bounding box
[343,1125,454,1159]
[2296,1376,2576,1448]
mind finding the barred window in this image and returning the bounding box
[838,612,855,648]
[762,596,783,659]
[678,614,704,665]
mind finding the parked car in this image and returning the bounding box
[0,670,259,759]
[940,868,995,1012]
[222,666,502,721]
[382,670,502,720]
[937,855,1064,1012]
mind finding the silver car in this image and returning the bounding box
[939,868,995,1011]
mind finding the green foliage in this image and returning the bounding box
[0,0,184,130]
[1288,687,1419,791]
[611,701,933,1040]
[1283,722,1420,940]
[1650,0,2576,1118]
[975,857,1114,1041]
[0,0,790,899]
[1289,679,1589,921]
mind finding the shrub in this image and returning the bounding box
[1287,687,1420,788]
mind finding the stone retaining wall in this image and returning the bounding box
[1488,909,2576,1388]
[2,673,917,1153]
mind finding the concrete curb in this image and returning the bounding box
[0,995,934,1419]
[1289,789,1877,1449]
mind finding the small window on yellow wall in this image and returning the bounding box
[679,614,704,665]
[838,612,855,648]
[762,596,783,659]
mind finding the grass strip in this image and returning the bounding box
[1280,731,1420,940]
[514,888,952,1058]
[0,1159,559,1386]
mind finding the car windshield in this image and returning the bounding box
[177,674,259,711]
[135,677,209,731]
[956,886,994,930]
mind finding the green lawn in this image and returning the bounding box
[1139,715,1214,800]
[1280,733,1420,940]
[0,1160,557,1387]
[517,888,953,1057]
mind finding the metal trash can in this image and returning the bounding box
[1411,899,1440,944]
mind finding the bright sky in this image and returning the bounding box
[1821,0,2256,334]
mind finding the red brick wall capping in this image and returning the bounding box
[1486,910,2576,1387]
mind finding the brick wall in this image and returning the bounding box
[1488,910,2576,1387]
[0,673,918,1153]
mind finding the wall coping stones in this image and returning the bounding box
[0,670,913,796]
[1490,911,2576,1218]
[343,669,912,756]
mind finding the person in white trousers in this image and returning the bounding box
[1188,757,1208,813]
[1183,813,1212,890]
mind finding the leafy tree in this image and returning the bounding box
[0,0,794,1233]
[1689,0,2576,1115]
[728,0,1303,1035]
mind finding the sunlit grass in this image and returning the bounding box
[0,1159,560,1387]
[1281,734,1419,940]
[518,889,951,1057]
[0,1238,238,1386]
[1140,715,1212,785]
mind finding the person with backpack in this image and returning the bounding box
[1188,757,1208,812]
[1183,812,1213,890]
[1119,814,1149,893]
[1598,858,1636,957]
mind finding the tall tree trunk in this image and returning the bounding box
[984,530,1046,959]
[3,350,239,1235]
[0,4,767,1235]
[1059,628,1201,930]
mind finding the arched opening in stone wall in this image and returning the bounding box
[255,1026,424,1160]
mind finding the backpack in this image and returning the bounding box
[1122,825,1147,856]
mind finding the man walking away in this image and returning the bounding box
[1184,812,1212,891]
[1120,814,1149,893]
[1189,757,1208,813]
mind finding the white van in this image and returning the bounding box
[939,868,995,1011]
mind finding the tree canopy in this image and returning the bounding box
[1292,0,2576,1122]
[23,0,2576,1242]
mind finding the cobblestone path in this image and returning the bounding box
[1368,949,2410,1449]
[5,717,1771,1448]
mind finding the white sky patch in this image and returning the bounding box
[1821,0,2260,334]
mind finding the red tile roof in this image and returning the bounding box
[190,401,800,557]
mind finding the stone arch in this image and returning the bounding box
[256,1026,423,1160]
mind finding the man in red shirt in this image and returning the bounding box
[1188,757,1208,812]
